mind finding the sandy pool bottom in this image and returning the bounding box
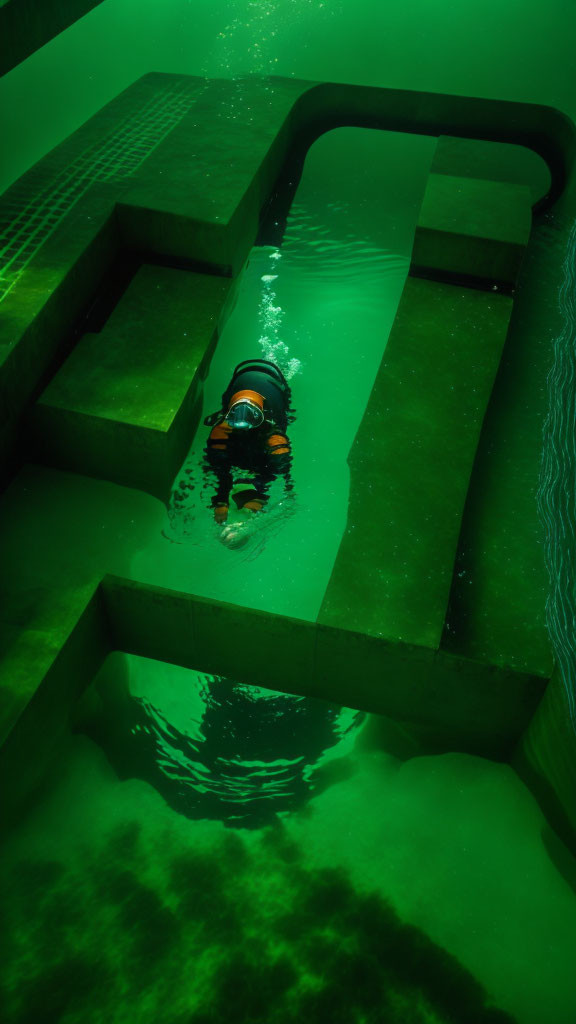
[1,724,576,1024]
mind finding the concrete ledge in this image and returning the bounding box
[439,220,556,680]
[29,264,234,500]
[291,79,575,213]
[513,670,576,853]
[115,75,307,276]
[412,173,532,286]
[2,74,575,485]
[0,562,549,824]
[431,135,552,203]
[0,185,120,477]
[320,275,513,650]
[0,584,109,824]
[101,575,544,758]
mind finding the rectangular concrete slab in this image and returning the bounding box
[115,74,312,275]
[101,575,544,757]
[102,576,317,697]
[0,184,120,475]
[0,585,108,826]
[319,274,513,649]
[313,619,544,754]
[0,454,547,826]
[30,264,234,499]
[513,671,576,851]
[412,173,532,285]
[430,135,551,203]
[0,72,311,482]
[440,214,557,679]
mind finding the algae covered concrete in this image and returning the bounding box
[1,71,575,846]
[31,264,234,500]
[319,275,514,650]
[1,72,572,486]
[0,72,310,479]
[412,173,531,285]
[101,575,543,755]
[430,135,552,203]
[0,459,544,826]
[0,12,576,1024]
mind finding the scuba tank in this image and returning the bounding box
[204,359,293,430]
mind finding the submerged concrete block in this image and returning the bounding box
[0,584,108,825]
[1,73,572,485]
[412,173,532,285]
[115,75,306,276]
[0,73,307,481]
[102,576,318,696]
[431,135,551,204]
[313,619,544,755]
[320,274,513,650]
[0,185,120,477]
[513,671,576,852]
[1,561,544,825]
[101,575,544,758]
[1,72,575,842]
[440,214,556,680]
[30,264,234,500]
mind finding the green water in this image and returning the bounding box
[2,0,576,195]
[2,3,576,1024]
[3,655,576,1023]
[137,126,432,617]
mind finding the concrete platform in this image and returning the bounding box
[412,173,532,286]
[0,72,306,479]
[1,73,575,843]
[319,274,513,650]
[0,554,546,824]
[30,264,234,500]
[1,73,572,484]
[439,205,557,680]
[430,135,552,204]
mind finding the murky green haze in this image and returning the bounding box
[2,3,576,1024]
[2,0,576,194]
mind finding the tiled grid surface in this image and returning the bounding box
[0,84,199,304]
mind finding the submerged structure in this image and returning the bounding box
[1,9,576,1021]
[1,68,575,842]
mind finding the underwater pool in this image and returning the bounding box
[1,2,576,1023]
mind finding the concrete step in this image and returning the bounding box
[412,172,532,285]
[30,264,234,500]
[319,274,513,650]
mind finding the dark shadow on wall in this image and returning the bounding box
[541,824,576,898]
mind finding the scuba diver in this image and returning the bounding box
[204,359,294,548]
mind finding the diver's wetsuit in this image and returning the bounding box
[205,365,293,514]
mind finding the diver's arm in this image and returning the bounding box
[211,470,233,521]
[208,458,233,520]
[262,431,294,497]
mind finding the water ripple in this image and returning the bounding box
[99,671,365,829]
